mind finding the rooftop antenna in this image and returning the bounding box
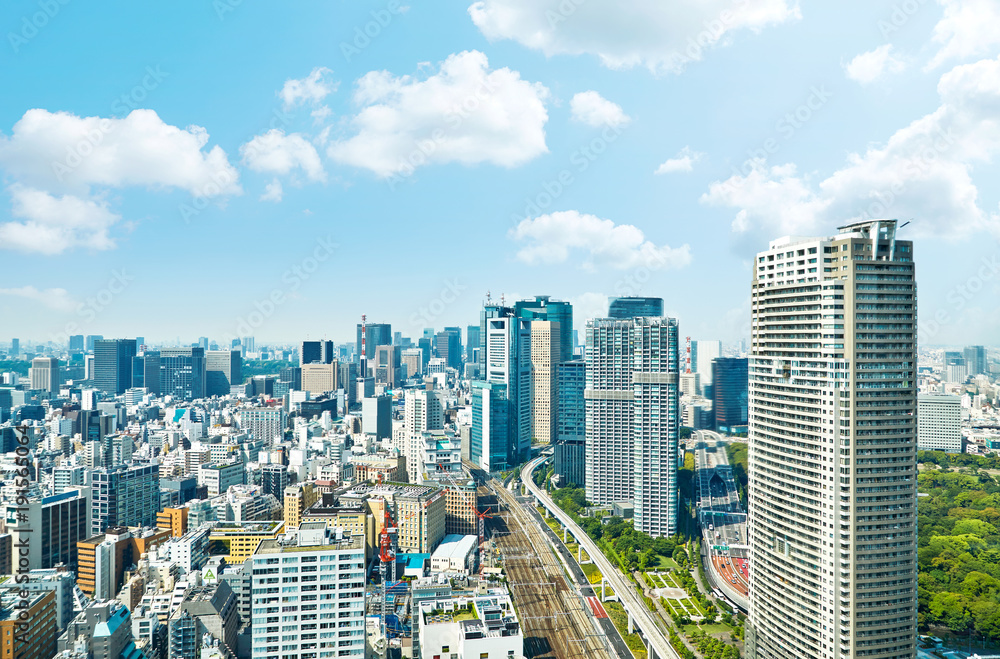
[486,290,492,305]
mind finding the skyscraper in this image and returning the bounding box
[94,339,137,395]
[301,339,335,365]
[746,220,917,659]
[963,345,987,376]
[554,359,585,488]
[917,394,961,453]
[693,339,722,391]
[89,464,161,535]
[529,320,561,444]
[466,324,481,364]
[132,351,160,395]
[206,350,242,396]
[711,357,748,433]
[515,295,574,362]
[85,335,102,352]
[585,317,680,537]
[159,347,206,400]
[435,327,462,371]
[69,335,84,352]
[607,296,663,320]
[9,338,19,356]
[30,357,60,395]
[356,322,392,362]
[471,312,531,470]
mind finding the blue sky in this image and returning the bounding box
[1,0,999,348]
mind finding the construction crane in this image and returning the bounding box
[471,500,495,548]
[375,489,433,638]
[685,336,692,374]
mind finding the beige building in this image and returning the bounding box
[29,357,60,395]
[283,482,318,529]
[747,220,917,659]
[301,362,338,394]
[530,320,561,443]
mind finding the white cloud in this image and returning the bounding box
[260,179,283,203]
[927,0,1000,70]
[469,0,800,74]
[655,146,703,174]
[702,55,1000,243]
[240,129,326,183]
[0,186,121,254]
[509,210,692,271]
[570,91,630,127]
[280,67,338,109]
[845,44,906,84]
[311,106,332,124]
[327,50,550,177]
[0,109,240,198]
[0,285,76,312]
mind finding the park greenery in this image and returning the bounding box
[241,359,291,380]
[0,360,29,376]
[729,444,1000,643]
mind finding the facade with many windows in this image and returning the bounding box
[746,220,917,659]
[250,524,366,658]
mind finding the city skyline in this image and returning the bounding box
[1,4,999,346]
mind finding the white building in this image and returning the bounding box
[404,389,444,483]
[918,394,962,452]
[198,461,244,496]
[418,590,522,659]
[250,524,366,658]
[429,534,478,574]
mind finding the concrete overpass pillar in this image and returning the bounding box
[577,545,582,562]
[563,526,568,543]
[627,610,634,635]
[601,578,607,600]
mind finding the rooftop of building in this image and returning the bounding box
[207,520,283,536]
[255,532,363,554]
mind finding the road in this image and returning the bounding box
[692,431,750,604]
[521,456,681,659]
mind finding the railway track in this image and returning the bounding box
[487,481,613,659]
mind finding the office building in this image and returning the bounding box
[530,320,562,445]
[466,324,481,364]
[917,394,962,452]
[471,311,531,471]
[156,507,189,538]
[515,295,574,362]
[362,395,392,439]
[585,317,680,537]
[159,347,206,400]
[131,350,160,395]
[9,338,18,356]
[1,589,57,659]
[199,462,245,496]
[401,348,423,378]
[69,334,84,352]
[283,482,318,530]
[167,582,239,658]
[57,599,140,659]
[404,389,445,483]
[374,344,401,386]
[21,569,74,632]
[207,521,284,565]
[964,345,987,376]
[693,339,722,391]
[712,358,748,433]
[554,359,585,488]
[250,525,366,658]
[435,327,462,372]
[417,590,522,659]
[94,339,137,395]
[29,357,60,394]
[90,464,160,535]
[3,488,90,573]
[301,339,335,364]
[260,463,290,499]
[356,322,392,362]
[301,362,338,393]
[205,349,242,396]
[746,220,918,659]
[241,407,286,444]
[608,296,663,320]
